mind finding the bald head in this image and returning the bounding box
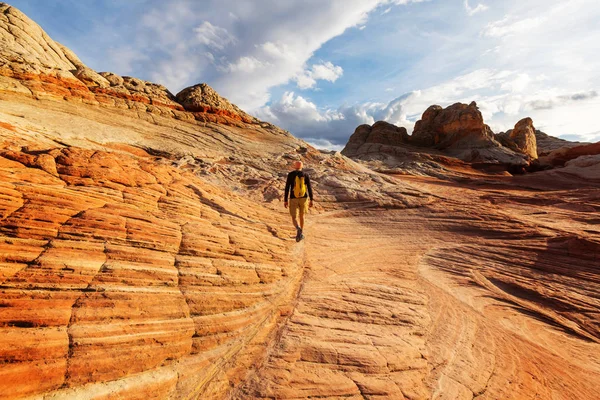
[293,161,303,170]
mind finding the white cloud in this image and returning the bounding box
[121,0,425,109]
[464,0,488,16]
[221,56,270,73]
[500,73,531,93]
[312,62,344,82]
[257,69,600,145]
[483,15,545,37]
[105,47,146,75]
[304,138,345,151]
[295,61,344,89]
[194,21,237,50]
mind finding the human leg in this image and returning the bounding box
[298,198,308,230]
[289,198,299,229]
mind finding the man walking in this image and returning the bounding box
[284,161,314,242]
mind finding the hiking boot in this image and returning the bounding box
[295,227,303,242]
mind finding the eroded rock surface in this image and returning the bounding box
[1,3,599,400]
[540,142,600,167]
[342,121,409,157]
[342,102,531,170]
[411,102,492,149]
[498,117,538,159]
[535,130,583,156]
[176,83,256,124]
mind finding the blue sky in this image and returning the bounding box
[10,0,600,149]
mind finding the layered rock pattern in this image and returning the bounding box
[342,102,530,168]
[342,121,409,157]
[0,3,256,127]
[0,144,304,399]
[1,3,599,400]
[175,84,256,124]
[540,142,600,167]
[411,102,493,149]
[495,117,538,159]
[535,129,584,156]
[235,183,600,399]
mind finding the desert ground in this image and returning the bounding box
[1,3,599,399]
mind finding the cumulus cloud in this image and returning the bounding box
[110,0,426,109]
[256,91,416,147]
[105,47,147,75]
[295,61,344,89]
[221,56,271,73]
[257,69,600,148]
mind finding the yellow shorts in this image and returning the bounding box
[289,197,308,218]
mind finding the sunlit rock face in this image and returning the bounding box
[1,3,600,400]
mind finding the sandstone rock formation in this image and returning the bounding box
[0,2,254,127]
[411,102,494,148]
[535,130,583,156]
[495,117,538,159]
[176,83,256,124]
[560,154,600,180]
[1,4,599,400]
[343,102,530,169]
[539,142,600,167]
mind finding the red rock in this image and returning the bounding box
[411,101,493,149]
[540,142,600,166]
[342,121,409,157]
[1,4,599,400]
[509,117,538,159]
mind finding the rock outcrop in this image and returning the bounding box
[342,102,531,169]
[411,102,494,149]
[535,130,583,156]
[175,83,256,124]
[496,118,538,159]
[0,4,80,74]
[539,142,600,167]
[560,154,600,180]
[1,4,600,400]
[341,121,409,158]
[0,2,256,127]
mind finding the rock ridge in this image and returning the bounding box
[343,101,533,168]
[0,2,259,128]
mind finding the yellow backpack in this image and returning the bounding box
[293,175,307,198]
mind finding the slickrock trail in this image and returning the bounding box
[1,4,599,398]
[237,177,600,400]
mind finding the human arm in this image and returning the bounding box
[284,173,292,207]
[305,174,314,207]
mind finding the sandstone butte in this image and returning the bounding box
[0,3,599,400]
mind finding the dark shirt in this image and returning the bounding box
[284,170,313,201]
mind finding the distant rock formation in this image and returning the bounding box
[411,102,494,149]
[0,2,258,127]
[175,83,256,124]
[496,118,538,160]
[342,121,409,158]
[539,142,600,167]
[535,130,584,156]
[509,118,538,159]
[343,101,530,168]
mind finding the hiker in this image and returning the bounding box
[284,160,314,242]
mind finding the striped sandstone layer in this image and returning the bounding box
[1,2,599,400]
